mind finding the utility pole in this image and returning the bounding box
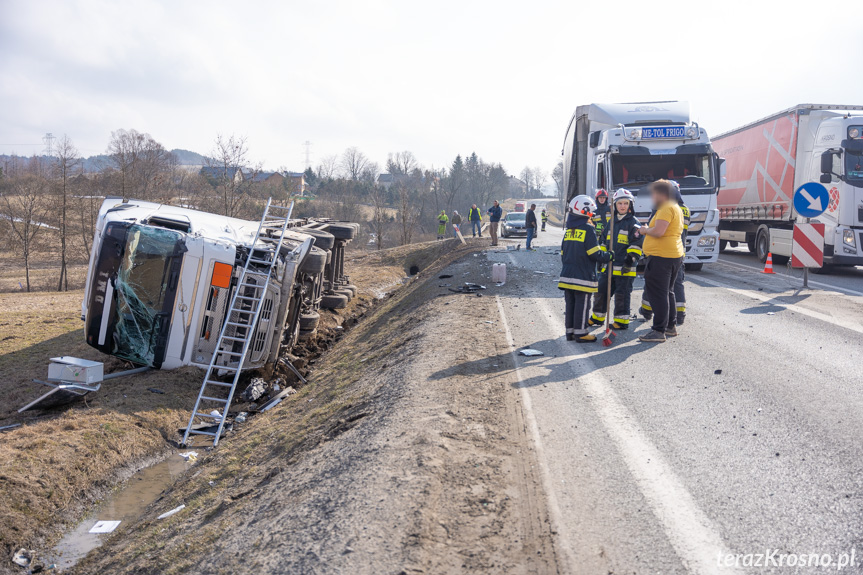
[42,132,55,157]
[303,140,312,170]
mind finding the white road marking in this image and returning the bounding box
[497,284,742,574]
[715,258,863,298]
[694,275,863,335]
[495,295,575,573]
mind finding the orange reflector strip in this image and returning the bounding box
[211,262,232,289]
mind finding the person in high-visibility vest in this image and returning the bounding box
[592,189,610,236]
[437,210,449,240]
[541,209,548,231]
[468,204,483,237]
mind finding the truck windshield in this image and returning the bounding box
[113,225,183,366]
[611,153,714,194]
[844,131,863,183]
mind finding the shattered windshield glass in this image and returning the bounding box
[112,225,183,366]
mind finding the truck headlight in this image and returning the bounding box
[629,128,641,139]
[843,229,856,247]
[687,127,697,138]
[697,236,716,247]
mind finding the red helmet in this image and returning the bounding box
[595,188,608,199]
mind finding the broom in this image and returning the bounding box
[601,208,617,347]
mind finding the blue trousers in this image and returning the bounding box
[526,227,535,249]
[471,221,482,236]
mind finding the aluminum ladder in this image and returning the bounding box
[182,199,294,447]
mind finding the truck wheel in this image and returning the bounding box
[685,263,704,272]
[335,288,353,300]
[343,284,358,297]
[299,312,320,331]
[327,223,357,240]
[755,227,771,263]
[321,293,348,310]
[298,328,316,341]
[746,235,757,254]
[719,239,728,253]
[299,247,327,275]
[811,264,835,275]
[300,228,336,251]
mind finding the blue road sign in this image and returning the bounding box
[793,182,829,218]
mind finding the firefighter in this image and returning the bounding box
[590,189,643,329]
[559,195,613,342]
[437,209,449,240]
[639,181,690,324]
[592,189,610,236]
[540,208,548,231]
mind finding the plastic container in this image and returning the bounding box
[492,263,507,283]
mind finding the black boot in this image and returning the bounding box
[566,333,576,341]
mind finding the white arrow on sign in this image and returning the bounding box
[799,188,823,212]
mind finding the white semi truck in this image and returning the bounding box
[713,104,863,270]
[562,101,722,270]
[81,198,358,371]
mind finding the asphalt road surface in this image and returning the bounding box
[489,219,863,575]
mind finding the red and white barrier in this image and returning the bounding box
[791,223,824,269]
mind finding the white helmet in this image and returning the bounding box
[569,195,597,215]
[613,189,635,203]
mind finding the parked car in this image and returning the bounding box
[501,212,527,237]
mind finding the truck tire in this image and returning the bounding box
[811,264,835,275]
[746,235,757,254]
[321,293,348,310]
[299,312,320,331]
[685,263,704,272]
[335,288,353,300]
[299,247,327,275]
[719,239,728,253]
[327,223,357,240]
[298,328,316,341]
[300,228,336,251]
[755,226,771,263]
[343,284,358,297]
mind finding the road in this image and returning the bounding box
[489,218,863,574]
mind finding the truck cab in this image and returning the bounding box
[81,198,357,371]
[815,117,863,265]
[563,102,722,269]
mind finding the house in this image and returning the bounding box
[200,166,243,184]
[246,171,285,185]
[508,175,528,198]
[283,172,306,196]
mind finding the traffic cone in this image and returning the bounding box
[762,252,776,274]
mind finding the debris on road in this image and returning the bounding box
[439,274,453,279]
[12,548,34,568]
[147,388,165,394]
[234,412,249,424]
[448,283,486,294]
[240,378,266,403]
[714,369,723,375]
[519,349,544,357]
[157,504,186,520]
[179,451,198,462]
[0,423,21,432]
[88,520,121,534]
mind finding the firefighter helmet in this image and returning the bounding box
[613,189,635,203]
[569,195,597,216]
[595,188,608,199]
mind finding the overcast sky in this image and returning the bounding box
[2,0,861,177]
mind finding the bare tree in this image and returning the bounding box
[532,166,547,196]
[1,162,51,292]
[340,147,370,181]
[552,160,566,214]
[105,129,175,200]
[205,134,260,217]
[396,181,423,246]
[52,135,80,291]
[519,167,534,195]
[369,186,389,250]
[316,154,339,180]
[385,151,418,175]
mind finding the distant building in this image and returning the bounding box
[283,172,306,196]
[508,175,528,198]
[246,171,285,185]
[200,166,243,184]
[377,173,426,190]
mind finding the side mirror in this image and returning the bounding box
[820,174,832,184]
[716,156,727,188]
[820,150,834,175]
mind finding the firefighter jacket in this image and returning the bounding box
[680,202,691,243]
[592,201,610,234]
[541,211,548,222]
[600,212,644,277]
[558,215,612,293]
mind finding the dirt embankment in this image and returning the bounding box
[0,240,465,574]
[71,238,558,575]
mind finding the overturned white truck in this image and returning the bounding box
[81,198,359,372]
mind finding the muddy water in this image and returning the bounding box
[51,454,192,571]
